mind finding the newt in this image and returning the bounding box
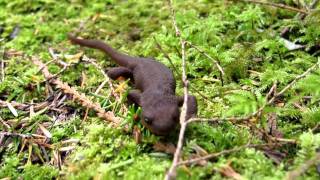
[68,34,197,135]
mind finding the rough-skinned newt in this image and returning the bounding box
[68,34,197,135]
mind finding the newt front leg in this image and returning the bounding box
[177,95,198,120]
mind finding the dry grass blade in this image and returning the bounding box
[0,99,50,111]
[38,124,52,139]
[0,177,11,180]
[59,146,76,152]
[6,101,18,117]
[0,117,11,129]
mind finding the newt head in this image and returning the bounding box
[140,94,180,136]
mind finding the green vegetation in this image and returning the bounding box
[0,0,319,179]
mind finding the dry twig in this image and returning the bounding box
[185,41,225,80]
[286,152,320,180]
[178,143,283,166]
[31,57,121,126]
[241,0,309,14]
[154,37,179,74]
[165,0,190,179]
[281,0,319,36]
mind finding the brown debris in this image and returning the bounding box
[267,112,283,138]
[219,163,243,180]
[153,142,177,155]
[133,125,142,144]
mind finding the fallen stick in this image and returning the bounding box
[31,57,121,126]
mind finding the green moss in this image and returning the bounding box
[1,0,320,179]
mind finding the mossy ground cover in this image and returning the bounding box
[0,0,320,179]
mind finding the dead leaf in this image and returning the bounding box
[115,81,128,94]
[249,117,257,123]
[153,142,176,155]
[64,52,83,63]
[180,165,192,176]
[281,38,304,51]
[92,13,100,22]
[133,125,141,144]
[276,102,285,107]
[292,102,306,112]
[4,49,24,58]
[34,28,39,35]
[220,164,243,180]
[80,72,87,88]
[267,112,283,138]
[133,114,140,121]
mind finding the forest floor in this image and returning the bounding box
[0,0,320,179]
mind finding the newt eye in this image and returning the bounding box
[144,117,152,124]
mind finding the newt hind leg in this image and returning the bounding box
[107,67,133,80]
[127,89,141,105]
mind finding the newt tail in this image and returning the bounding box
[68,34,137,67]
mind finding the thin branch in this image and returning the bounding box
[286,152,320,180]
[165,0,190,179]
[94,79,109,94]
[185,41,225,77]
[309,0,320,10]
[280,0,319,36]
[178,146,245,166]
[276,60,320,97]
[312,124,320,133]
[153,37,179,74]
[241,0,309,14]
[177,143,281,166]
[269,137,297,144]
[187,117,223,124]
